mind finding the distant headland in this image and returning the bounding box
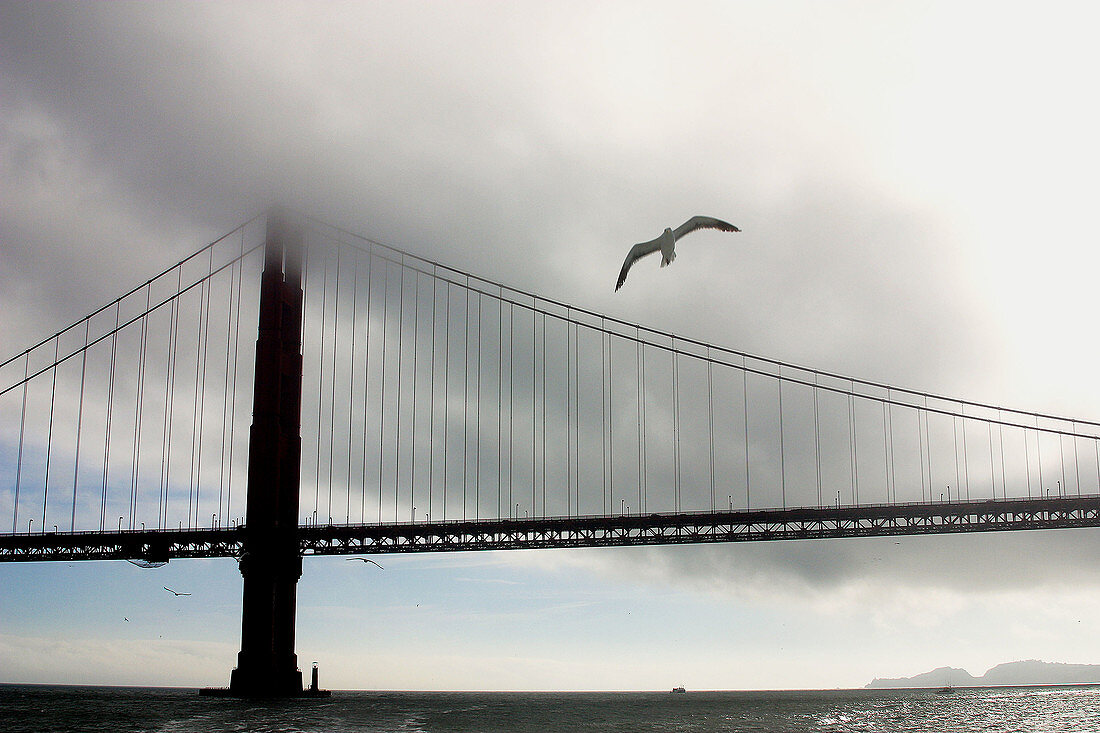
[866,660,1100,688]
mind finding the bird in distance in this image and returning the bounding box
[346,558,384,569]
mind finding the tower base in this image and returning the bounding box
[199,662,330,698]
[199,686,331,698]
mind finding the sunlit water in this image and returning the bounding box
[2,684,1099,732]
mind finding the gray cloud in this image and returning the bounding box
[542,528,1100,600]
[1,1,1094,601]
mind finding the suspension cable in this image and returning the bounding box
[0,216,262,374]
[302,214,1100,432]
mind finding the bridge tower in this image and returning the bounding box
[220,209,308,696]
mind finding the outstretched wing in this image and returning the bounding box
[347,557,384,569]
[615,238,661,291]
[672,216,740,240]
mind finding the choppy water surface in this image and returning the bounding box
[2,684,1098,732]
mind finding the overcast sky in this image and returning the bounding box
[3,1,1100,690]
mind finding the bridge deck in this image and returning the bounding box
[2,495,1099,562]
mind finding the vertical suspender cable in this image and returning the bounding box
[227,235,244,525]
[888,401,896,503]
[394,262,405,523]
[923,397,931,502]
[672,343,681,513]
[186,280,201,527]
[1059,433,1068,498]
[508,301,515,518]
[1072,422,1081,497]
[217,258,235,527]
[474,292,482,519]
[442,282,450,520]
[297,240,310,524]
[881,399,890,503]
[529,303,535,516]
[161,270,181,528]
[462,282,469,521]
[378,263,390,522]
[951,416,960,502]
[360,249,374,523]
[848,383,857,505]
[328,248,343,522]
[918,400,928,503]
[638,336,646,513]
[1069,422,1078,497]
[852,389,860,505]
[1024,418,1033,498]
[608,329,614,515]
[101,303,120,530]
[573,319,579,513]
[708,350,715,513]
[411,271,421,522]
[778,367,785,509]
[988,422,996,500]
[602,326,609,515]
[428,271,438,520]
[70,321,90,530]
[997,412,1007,499]
[132,286,152,529]
[961,411,971,500]
[497,294,504,520]
[314,248,329,520]
[813,375,821,508]
[194,250,214,526]
[346,252,359,524]
[42,337,60,530]
[12,354,29,532]
[473,288,481,517]
[743,358,750,510]
[541,311,546,517]
[1035,416,1044,497]
[567,315,572,516]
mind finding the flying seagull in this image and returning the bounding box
[346,558,384,569]
[615,216,740,291]
[163,586,191,596]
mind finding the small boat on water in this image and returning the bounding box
[935,685,954,694]
[671,686,686,694]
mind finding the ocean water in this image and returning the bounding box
[1,684,1098,732]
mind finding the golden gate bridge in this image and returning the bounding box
[2,209,1099,694]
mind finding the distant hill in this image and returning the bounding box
[866,660,1100,688]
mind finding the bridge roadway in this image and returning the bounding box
[3,495,1100,562]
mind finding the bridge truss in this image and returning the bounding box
[4,495,1099,562]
